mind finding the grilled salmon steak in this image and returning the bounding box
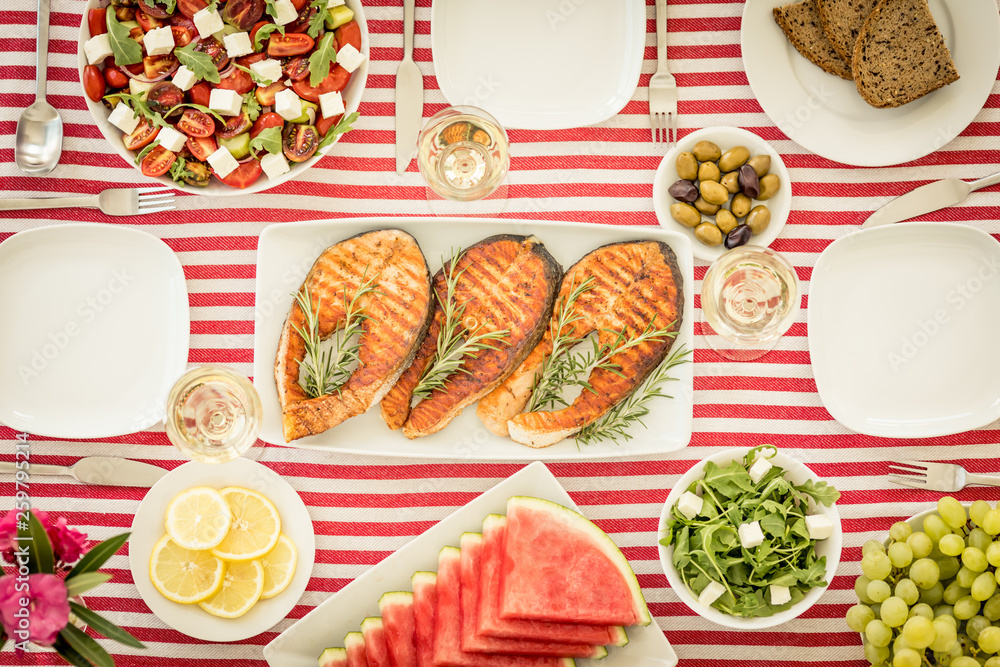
[478,240,684,447]
[275,229,433,442]
[379,235,561,439]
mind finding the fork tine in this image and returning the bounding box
[138,194,174,205]
[892,459,932,469]
[668,111,676,147]
[135,205,176,215]
[887,465,927,477]
[888,474,928,488]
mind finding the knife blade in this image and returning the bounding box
[394,0,422,174]
[862,170,1000,229]
[0,456,167,487]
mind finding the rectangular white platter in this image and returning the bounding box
[252,218,694,459]
[262,461,678,667]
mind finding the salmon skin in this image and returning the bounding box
[275,229,433,443]
[477,240,684,447]
[379,235,562,439]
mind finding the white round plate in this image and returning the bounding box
[742,0,1000,167]
[653,127,791,262]
[130,458,316,642]
[77,0,368,195]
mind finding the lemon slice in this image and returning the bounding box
[198,560,265,618]
[165,486,233,551]
[260,534,297,599]
[149,534,225,604]
[210,487,281,562]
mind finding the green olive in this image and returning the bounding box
[694,222,723,247]
[698,161,721,183]
[731,193,752,218]
[670,202,701,228]
[715,209,738,234]
[748,154,771,177]
[718,146,750,173]
[693,196,721,215]
[721,171,740,194]
[676,152,698,181]
[700,180,730,206]
[757,173,782,201]
[746,205,771,235]
[692,140,722,162]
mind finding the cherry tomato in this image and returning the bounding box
[140,145,176,178]
[195,36,229,71]
[136,10,163,32]
[185,134,217,161]
[237,52,267,67]
[290,0,308,9]
[124,62,144,75]
[268,33,314,57]
[216,112,251,139]
[283,123,319,162]
[250,112,284,139]
[249,21,269,47]
[254,81,286,106]
[103,61,129,89]
[222,0,265,32]
[83,65,106,103]
[146,81,184,114]
[88,8,107,37]
[177,108,216,137]
[182,161,212,187]
[170,25,195,47]
[188,82,213,108]
[285,6,315,34]
[177,0,208,18]
[138,0,171,19]
[336,21,362,53]
[283,57,310,82]
[128,26,145,48]
[143,54,179,80]
[168,13,196,29]
[214,159,263,188]
[124,120,161,151]
[316,113,343,137]
[292,65,351,101]
[217,67,254,94]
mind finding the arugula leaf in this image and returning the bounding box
[164,102,225,123]
[235,63,274,86]
[249,125,283,157]
[316,111,359,151]
[107,92,170,129]
[106,10,142,66]
[308,32,337,88]
[264,0,280,20]
[141,0,177,13]
[242,90,262,122]
[308,0,332,38]
[175,42,221,84]
[168,155,195,186]
[253,22,285,51]
[134,140,161,165]
[205,0,219,12]
[795,479,841,508]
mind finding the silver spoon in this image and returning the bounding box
[15,0,63,175]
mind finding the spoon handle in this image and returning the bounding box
[34,0,50,102]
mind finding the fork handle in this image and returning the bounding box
[966,473,1000,488]
[655,0,668,71]
[0,196,100,211]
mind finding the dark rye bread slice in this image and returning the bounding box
[773,0,853,80]
[814,0,879,67]
[852,0,959,108]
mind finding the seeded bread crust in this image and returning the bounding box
[852,0,960,108]
[773,0,853,81]
[814,0,879,66]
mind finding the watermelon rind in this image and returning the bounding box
[344,631,367,667]
[378,591,415,608]
[507,496,652,626]
[411,571,437,586]
[318,647,347,667]
[607,626,629,648]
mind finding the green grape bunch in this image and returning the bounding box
[846,497,1000,667]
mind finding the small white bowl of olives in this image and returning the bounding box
[653,127,791,262]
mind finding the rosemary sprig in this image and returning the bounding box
[575,344,691,447]
[413,250,510,400]
[291,268,380,398]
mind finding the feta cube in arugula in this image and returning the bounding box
[172,66,198,92]
[805,515,833,540]
[108,103,140,134]
[223,32,253,58]
[697,581,726,608]
[738,520,764,549]
[676,491,703,520]
[84,33,113,65]
[769,585,791,605]
[261,153,291,179]
[144,26,175,56]
[335,43,365,73]
[206,146,240,178]
[193,7,224,38]
[209,88,243,116]
[748,456,773,484]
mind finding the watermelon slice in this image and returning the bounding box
[459,532,607,659]
[320,648,348,667]
[479,515,627,647]
[411,572,437,667]
[361,617,392,667]
[346,631,369,667]
[379,592,417,667]
[499,497,651,626]
[434,546,575,667]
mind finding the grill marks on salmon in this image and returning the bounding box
[379,235,562,439]
[478,241,684,447]
[275,229,433,443]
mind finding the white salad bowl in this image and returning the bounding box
[657,446,842,629]
[77,0,368,196]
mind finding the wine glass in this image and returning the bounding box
[164,365,263,463]
[699,246,800,361]
[417,105,509,216]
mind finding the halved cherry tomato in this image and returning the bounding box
[217,67,254,94]
[146,81,184,114]
[144,54,179,80]
[214,159,263,188]
[103,61,129,89]
[268,33,314,57]
[124,62,145,75]
[83,65,106,103]
[177,0,208,18]
[88,8,107,37]
[177,108,216,137]
[128,26,145,48]
[185,134,217,161]
[250,112,284,139]
[195,36,229,71]
[283,123,319,162]
[316,113,343,138]
[136,10,163,32]
[138,0,171,19]
[124,120,161,151]
[237,52,267,67]
[182,161,212,187]
[292,65,351,101]
[188,82,213,107]
[285,6,315,34]
[216,112,251,139]
[140,145,176,177]
[283,57,310,82]
[255,81,286,106]
[249,20,269,47]
[170,25,195,47]
[222,0,265,32]
[335,21,362,53]
[290,0,309,9]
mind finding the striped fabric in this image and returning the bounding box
[2,0,1000,665]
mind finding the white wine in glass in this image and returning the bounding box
[165,366,262,463]
[417,105,509,203]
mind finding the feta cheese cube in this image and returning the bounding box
[805,515,834,540]
[318,90,345,119]
[272,0,299,25]
[108,103,140,134]
[738,520,764,549]
[250,58,283,84]
[223,31,253,58]
[209,88,243,116]
[156,126,187,153]
[748,456,773,484]
[335,43,365,73]
[274,88,303,121]
[143,26,175,56]
[769,585,791,605]
[206,146,240,178]
[84,33,113,65]
[172,65,198,92]
[676,491,704,520]
[327,0,345,6]
[193,7,224,38]
[260,152,291,180]
[129,78,153,99]
[697,581,725,608]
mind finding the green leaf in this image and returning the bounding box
[317,111,359,151]
[702,460,754,499]
[52,637,95,667]
[164,102,225,123]
[106,10,143,66]
[60,624,115,667]
[67,532,130,580]
[168,155,195,185]
[253,22,285,51]
[69,602,146,649]
[759,513,785,539]
[264,0,280,20]
[175,42,221,84]
[141,0,177,13]
[28,510,54,574]
[134,140,160,166]
[249,125,283,157]
[796,479,841,508]
[308,0,332,38]
[308,32,338,87]
[65,572,113,598]
[105,92,170,129]
[235,63,273,86]
[242,90,262,122]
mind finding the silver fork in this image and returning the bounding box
[0,186,175,216]
[887,460,1000,492]
[649,0,678,148]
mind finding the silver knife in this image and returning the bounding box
[862,170,1000,229]
[394,0,422,174]
[0,456,166,487]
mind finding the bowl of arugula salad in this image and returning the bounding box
[77,0,368,195]
[658,445,842,628]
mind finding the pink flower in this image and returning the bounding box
[0,510,88,569]
[0,573,70,647]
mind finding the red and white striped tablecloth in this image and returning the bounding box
[2,0,1000,665]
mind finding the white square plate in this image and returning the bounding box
[252,218,694,459]
[809,222,1000,437]
[0,223,189,438]
[263,461,677,667]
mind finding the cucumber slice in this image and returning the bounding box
[120,20,140,31]
[220,132,251,159]
[325,6,354,30]
[290,100,318,124]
